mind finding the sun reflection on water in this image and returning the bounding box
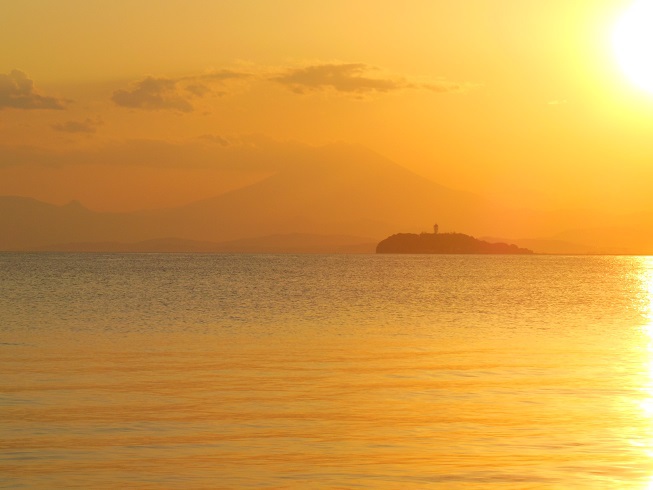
[635,257,653,488]
[636,257,653,345]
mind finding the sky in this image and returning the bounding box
[1,0,652,213]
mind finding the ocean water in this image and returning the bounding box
[2,253,653,488]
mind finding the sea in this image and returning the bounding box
[2,253,653,488]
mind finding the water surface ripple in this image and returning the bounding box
[2,253,653,488]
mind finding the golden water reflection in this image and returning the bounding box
[634,257,653,489]
[8,255,653,487]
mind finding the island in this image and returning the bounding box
[376,226,533,254]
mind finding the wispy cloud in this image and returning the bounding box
[51,118,102,134]
[111,64,472,108]
[112,76,194,112]
[0,135,299,171]
[272,63,474,96]
[197,134,234,147]
[420,80,477,93]
[112,70,250,112]
[272,63,402,95]
[0,70,66,110]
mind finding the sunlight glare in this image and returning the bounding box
[637,260,653,489]
[613,0,653,94]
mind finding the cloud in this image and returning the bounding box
[185,84,211,97]
[272,63,402,95]
[51,118,102,134]
[0,69,66,110]
[112,70,250,112]
[112,65,470,107]
[190,70,250,83]
[272,63,475,97]
[112,76,194,112]
[0,135,307,173]
[421,80,477,93]
[198,134,233,146]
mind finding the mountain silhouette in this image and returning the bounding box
[145,143,497,242]
[0,196,138,250]
[0,143,647,253]
[34,234,376,254]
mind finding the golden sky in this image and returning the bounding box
[1,0,652,213]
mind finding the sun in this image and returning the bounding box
[613,0,653,94]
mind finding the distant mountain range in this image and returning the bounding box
[32,234,377,254]
[1,142,652,254]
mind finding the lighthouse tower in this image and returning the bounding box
[433,223,439,234]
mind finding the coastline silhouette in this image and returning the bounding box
[376,226,533,254]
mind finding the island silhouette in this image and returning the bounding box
[376,225,533,254]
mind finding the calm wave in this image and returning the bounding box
[2,253,653,488]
